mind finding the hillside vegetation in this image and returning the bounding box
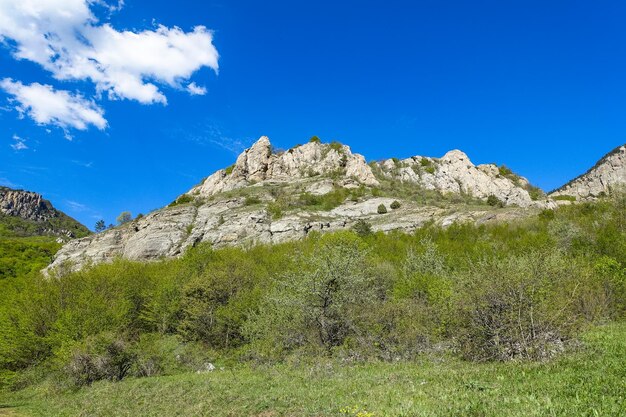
[1,197,625,415]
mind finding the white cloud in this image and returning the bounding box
[0,0,219,105]
[10,133,28,150]
[187,82,207,96]
[1,78,107,131]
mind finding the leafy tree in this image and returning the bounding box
[95,220,106,233]
[244,233,377,356]
[116,212,133,225]
[390,200,401,210]
[377,204,388,214]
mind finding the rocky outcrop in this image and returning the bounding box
[45,136,555,273]
[550,145,626,200]
[375,150,545,207]
[188,137,379,196]
[0,187,90,239]
[0,187,55,221]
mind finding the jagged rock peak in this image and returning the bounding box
[375,149,546,208]
[188,136,379,196]
[550,144,626,200]
[0,187,56,222]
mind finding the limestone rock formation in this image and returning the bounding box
[374,150,544,207]
[45,136,553,273]
[550,145,626,200]
[188,137,379,196]
[0,187,55,221]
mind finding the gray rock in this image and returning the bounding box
[550,145,626,200]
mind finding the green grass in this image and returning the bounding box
[2,323,624,417]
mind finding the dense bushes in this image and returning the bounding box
[1,199,626,388]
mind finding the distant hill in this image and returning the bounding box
[0,187,90,239]
[0,187,90,279]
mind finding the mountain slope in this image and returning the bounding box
[550,144,626,200]
[46,136,552,273]
[0,187,90,239]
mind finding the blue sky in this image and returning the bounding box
[1,0,626,228]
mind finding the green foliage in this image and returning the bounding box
[169,194,193,207]
[116,211,132,225]
[95,220,106,233]
[243,195,261,206]
[309,136,321,144]
[224,165,235,175]
[351,220,372,237]
[267,201,283,219]
[328,141,344,153]
[377,204,387,214]
[390,200,401,209]
[4,324,625,416]
[297,188,348,211]
[0,212,89,239]
[0,237,60,280]
[453,253,581,361]
[244,233,377,357]
[178,248,267,349]
[487,194,504,207]
[1,197,626,398]
[498,165,513,177]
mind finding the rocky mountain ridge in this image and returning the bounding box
[46,136,561,273]
[0,187,90,239]
[549,145,626,200]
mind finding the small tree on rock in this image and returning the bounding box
[377,204,388,214]
[94,220,106,233]
[116,211,132,225]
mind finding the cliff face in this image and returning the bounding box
[0,187,89,239]
[550,145,626,200]
[374,150,538,207]
[46,136,554,273]
[187,137,379,197]
[0,188,55,221]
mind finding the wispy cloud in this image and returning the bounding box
[10,134,28,151]
[64,200,102,221]
[177,122,254,155]
[71,160,94,168]
[66,200,88,212]
[0,177,20,188]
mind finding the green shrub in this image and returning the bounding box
[309,136,321,144]
[390,200,401,210]
[169,194,194,207]
[267,202,283,220]
[377,204,388,214]
[244,233,377,357]
[224,165,235,175]
[64,333,135,387]
[453,253,581,361]
[487,194,504,207]
[351,220,372,237]
[244,195,261,206]
[498,165,513,177]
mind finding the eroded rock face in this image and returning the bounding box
[45,136,555,273]
[374,150,543,207]
[0,187,55,221]
[189,137,379,196]
[550,145,626,200]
